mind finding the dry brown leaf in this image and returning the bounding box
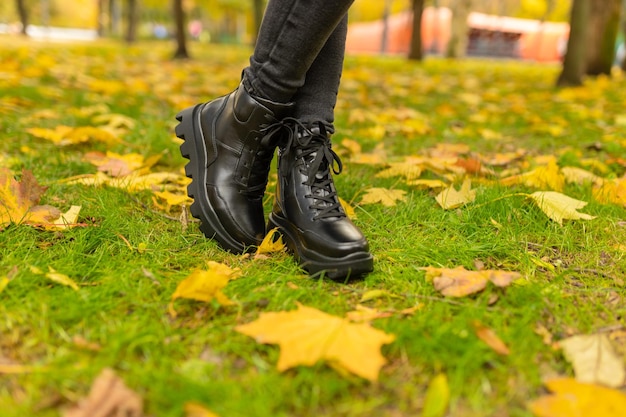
[560,333,626,388]
[422,266,521,297]
[235,303,395,381]
[472,321,510,355]
[63,368,144,417]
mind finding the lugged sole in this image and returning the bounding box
[268,213,374,280]
[176,105,248,254]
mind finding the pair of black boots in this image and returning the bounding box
[175,82,372,279]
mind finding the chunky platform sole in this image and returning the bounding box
[176,105,249,254]
[268,212,374,280]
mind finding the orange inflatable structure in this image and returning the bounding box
[346,7,570,62]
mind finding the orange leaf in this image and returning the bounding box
[422,266,521,297]
[472,321,510,355]
[235,304,395,381]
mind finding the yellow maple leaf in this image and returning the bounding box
[338,197,356,219]
[375,163,423,181]
[407,179,448,190]
[26,126,119,146]
[528,191,595,225]
[63,171,189,193]
[44,205,82,231]
[528,378,626,417]
[169,263,239,316]
[235,303,395,381]
[255,228,285,256]
[593,178,626,206]
[0,168,62,230]
[345,305,393,323]
[435,179,476,209]
[360,188,407,207]
[422,266,521,297]
[500,161,564,191]
[152,190,193,212]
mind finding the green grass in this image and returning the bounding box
[1,38,626,416]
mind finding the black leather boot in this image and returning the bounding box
[268,120,373,279]
[175,82,292,253]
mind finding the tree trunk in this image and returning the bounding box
[97,0,105,37]
[252,0,265,46]
[585,0,621,76]
[173,0,190,59]
[622,0,626,71]
[15,0,28,35]
[110,0,121,36]
[380,0,392,54]
[446,0,472,58]
[125,0,139,43]
[557,0,590,87]
[408,0,425,60]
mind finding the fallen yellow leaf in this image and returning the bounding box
[375,162,423,181]
[45,267,80,291]
[528,378,626,417]
[235,303,395,381]
[435,179,476,209]
[169,263,239,316]
[560,333,625,388]
[360,187,407,207]
[421,373,450,417]
[45,205,82,231]
[255,228,285,256]
[184,402,220,417]
[500,161,564,191]
[561,167,603,186]
[528,191,595,225]
[422,266,521,297]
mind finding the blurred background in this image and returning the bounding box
[1,1,625,84]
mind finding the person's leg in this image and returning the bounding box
[242,0,354,104]
[175,0,353,254]
[269,16,374,279]
[289,15,349,130]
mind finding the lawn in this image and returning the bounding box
[1,38,625,417]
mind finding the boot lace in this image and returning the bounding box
[242,119,285,197]
[282,118,345,220]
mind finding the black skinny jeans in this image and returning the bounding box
[242,0,355,131]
